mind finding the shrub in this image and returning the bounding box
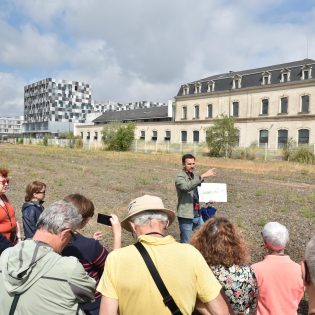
[291,147,315,164]
[282,138,296,161]
[101,122,135,151]
[42,136,49,146]
[205,115,238,157]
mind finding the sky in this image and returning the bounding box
[1,0,315,116]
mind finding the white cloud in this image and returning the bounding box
[1,0,315,115]
[0,73,25,116]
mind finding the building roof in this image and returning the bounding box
[93,106,170,123]
[177,59,315,96]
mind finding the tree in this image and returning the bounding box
[205,115,238,157]
[101,122,136,151]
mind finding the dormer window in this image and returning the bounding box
[301,64,312,80]
[183,84,189,95]
[232,75,242,89]
[207,80,215,92]
[261,71,271,85]
[280,68,290,83]
[194,82,202,94]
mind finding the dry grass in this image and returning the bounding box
[1,143,315,263]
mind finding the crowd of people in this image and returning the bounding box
[0,158,314,315]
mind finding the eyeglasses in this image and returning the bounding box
[0,178,10,185]
[36,191,46,194]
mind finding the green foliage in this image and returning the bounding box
[101,122,135,151]
[282,137,296,161]
[59,132,82,148]
[291,147,315,164]
[205,115,238,157]
[59,132,75,139]
[42,136,49,146]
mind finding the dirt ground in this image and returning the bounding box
[1,144,313,313]
[1,144,315,264]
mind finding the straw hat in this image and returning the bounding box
[121,195,176,232]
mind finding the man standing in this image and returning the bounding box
[97,194,228,315]
[252,222,304,315]
[175,153,216,243]
[0,200,96,315]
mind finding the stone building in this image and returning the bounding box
[75,59,315,150]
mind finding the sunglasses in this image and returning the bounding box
[36,191,46,194]
[0,178,10,185]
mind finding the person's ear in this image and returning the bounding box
[164,220,169,230]
[129,222,137,234]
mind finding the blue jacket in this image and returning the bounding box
[22,201,44,239]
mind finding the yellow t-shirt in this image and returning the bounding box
[97,235,221,315]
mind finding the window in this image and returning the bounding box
[152,130,158,141]
[86,132,90,140]
[194,105,200,119]
[193,130,199,143]
[259,130,268,147]
[301,65,312,80]
[303,70,309,80]
[183,85,189,95]
[80,132,83,139]
[261,71,271,85]
[194,82,201,94]
[207,104,213,118]
[207,81,215,92]
[280,97,288,114]
[182,106,187,120]
[278,129,288,148]
[235,129,240,147]
[233,78,241,89]
[261,99,269,115]
[298,129,309,145]
[140,130,145,140]
[232,101,239,117]
[94,132,98,140]
[281,69,290,83]
[301,95,309,113]
[181,131,187,142]
[165,130,171,141]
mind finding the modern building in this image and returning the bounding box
[24,78,93,137]
[0,116,24,139]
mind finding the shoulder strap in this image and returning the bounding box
[134,242,183,315]
[9,294,21,315]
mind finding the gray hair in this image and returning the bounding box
[262,222,289,251]
[36,200,82,234]
[305,236,315,284]
[130,210,168,226]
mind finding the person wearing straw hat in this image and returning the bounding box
[251,222,304,315]
[97,194,228,315]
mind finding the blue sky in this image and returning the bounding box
[1,0,315,116]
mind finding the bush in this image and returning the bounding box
[42,136,49,146]
[231,148,256,160]
[205,115,238,158]
[282,138,296,161]
[101,122,135,151]
[291,147,315,164]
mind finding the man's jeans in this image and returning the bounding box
[178,216,204,243]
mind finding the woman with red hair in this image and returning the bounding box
[0,168,18,244]
[191,217,258,315]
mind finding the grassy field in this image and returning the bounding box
[1,143,315,264]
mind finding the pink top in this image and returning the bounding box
[252,255,304,315]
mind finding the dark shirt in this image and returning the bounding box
[22,201,44,239]
[62,233,108,311]
[0,232,12,255]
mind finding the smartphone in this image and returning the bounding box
[97,213,112,226]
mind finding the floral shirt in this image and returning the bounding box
[211,264,258,315]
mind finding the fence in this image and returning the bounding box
[20,138,315,161]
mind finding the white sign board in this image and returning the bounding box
[197,183,227,203]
